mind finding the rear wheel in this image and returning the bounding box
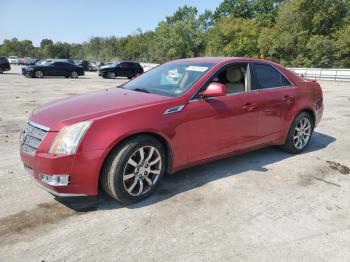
[281,112,314,154]
[71,71,78,78]
[34,70,43,78]
[101,135,166,204]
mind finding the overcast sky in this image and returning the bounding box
[0,0,222,46]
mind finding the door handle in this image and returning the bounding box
[241,103,257,111]
[283,95,295,103]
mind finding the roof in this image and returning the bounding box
[172,57,262,64]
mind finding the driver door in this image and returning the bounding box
[185,63,260,164]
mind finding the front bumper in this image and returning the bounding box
[22,68,34,76]
[24,165,86,197]
[20,147,104,197]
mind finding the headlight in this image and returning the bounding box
[49,121,92,155]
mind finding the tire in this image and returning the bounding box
[107,72,115,79]
[34,70,43,78]
[128,76,133,80]
[71,71,78,78]
[101,135,166,204]
[0,68,3,74]
[281,112,314,154]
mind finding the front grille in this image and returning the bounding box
[21,121,49,156]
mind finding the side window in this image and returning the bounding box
[252,63,291,90]
[54,62,65,67]
[212,64,248,94]
[119,62,127,68]
[281,75,292,86]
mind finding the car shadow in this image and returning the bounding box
[33,76,91,79]
[1,72,21,75]
[55,132,335,212]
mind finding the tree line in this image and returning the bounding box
[0,0,349,68]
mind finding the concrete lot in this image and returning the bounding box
[0,65,350,261]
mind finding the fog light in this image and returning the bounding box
[40,174,69,186]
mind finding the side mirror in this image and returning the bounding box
[201,82,227,98]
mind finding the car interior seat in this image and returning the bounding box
[225,67,245,93]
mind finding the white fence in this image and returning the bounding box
[289,68,350,81]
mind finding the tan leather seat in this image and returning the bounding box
[226,67,245,93]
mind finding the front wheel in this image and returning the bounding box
[34,70,43,78]
[281,112,314,154]
[71,71,78,78]
[101,135,166,204]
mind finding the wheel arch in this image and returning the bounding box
[99,131,174,181]
[281,107,316,144]
[296,108,316,127]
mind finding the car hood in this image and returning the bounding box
[30,87,170,131]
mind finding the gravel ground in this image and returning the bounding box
[0,65,350,261]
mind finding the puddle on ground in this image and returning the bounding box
[327,161,350,175]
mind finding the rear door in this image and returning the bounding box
[251,62,296,142]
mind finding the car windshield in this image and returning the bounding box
[123,62,215,97]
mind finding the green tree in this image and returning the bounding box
[213,0,254,20]
[293,0,348,35]
[334,24,350,67]
[150,6,207,62]
[257,2,309,65]
[206,16,259,57]
[305,35,337,67]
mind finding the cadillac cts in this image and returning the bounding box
[20,57,323,203]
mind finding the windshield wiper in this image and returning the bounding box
[133,88,150,93]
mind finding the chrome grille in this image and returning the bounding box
[21,121,49,156]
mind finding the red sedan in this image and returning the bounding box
[20,57,323,203]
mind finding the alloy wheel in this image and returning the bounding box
[108,72,115,79]
[293,117,311,150]
[123,146,162,196]
[35,71,43,78]
[71,71,78,78]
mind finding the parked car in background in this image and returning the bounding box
[22,60,84,78]
[0,57,11,73]
[73,60,89,71]
[104,62,115,66]
[89,61,104,71]
[37,59,53,65]
[19,57,32,65]
[8,56,20,64]
[19,57,323,203]
[98,61,144,79]
[26,58,40,65]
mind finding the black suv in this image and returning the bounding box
[22,60,85,78]
[98,61,144,79]
[0,57,11,73]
